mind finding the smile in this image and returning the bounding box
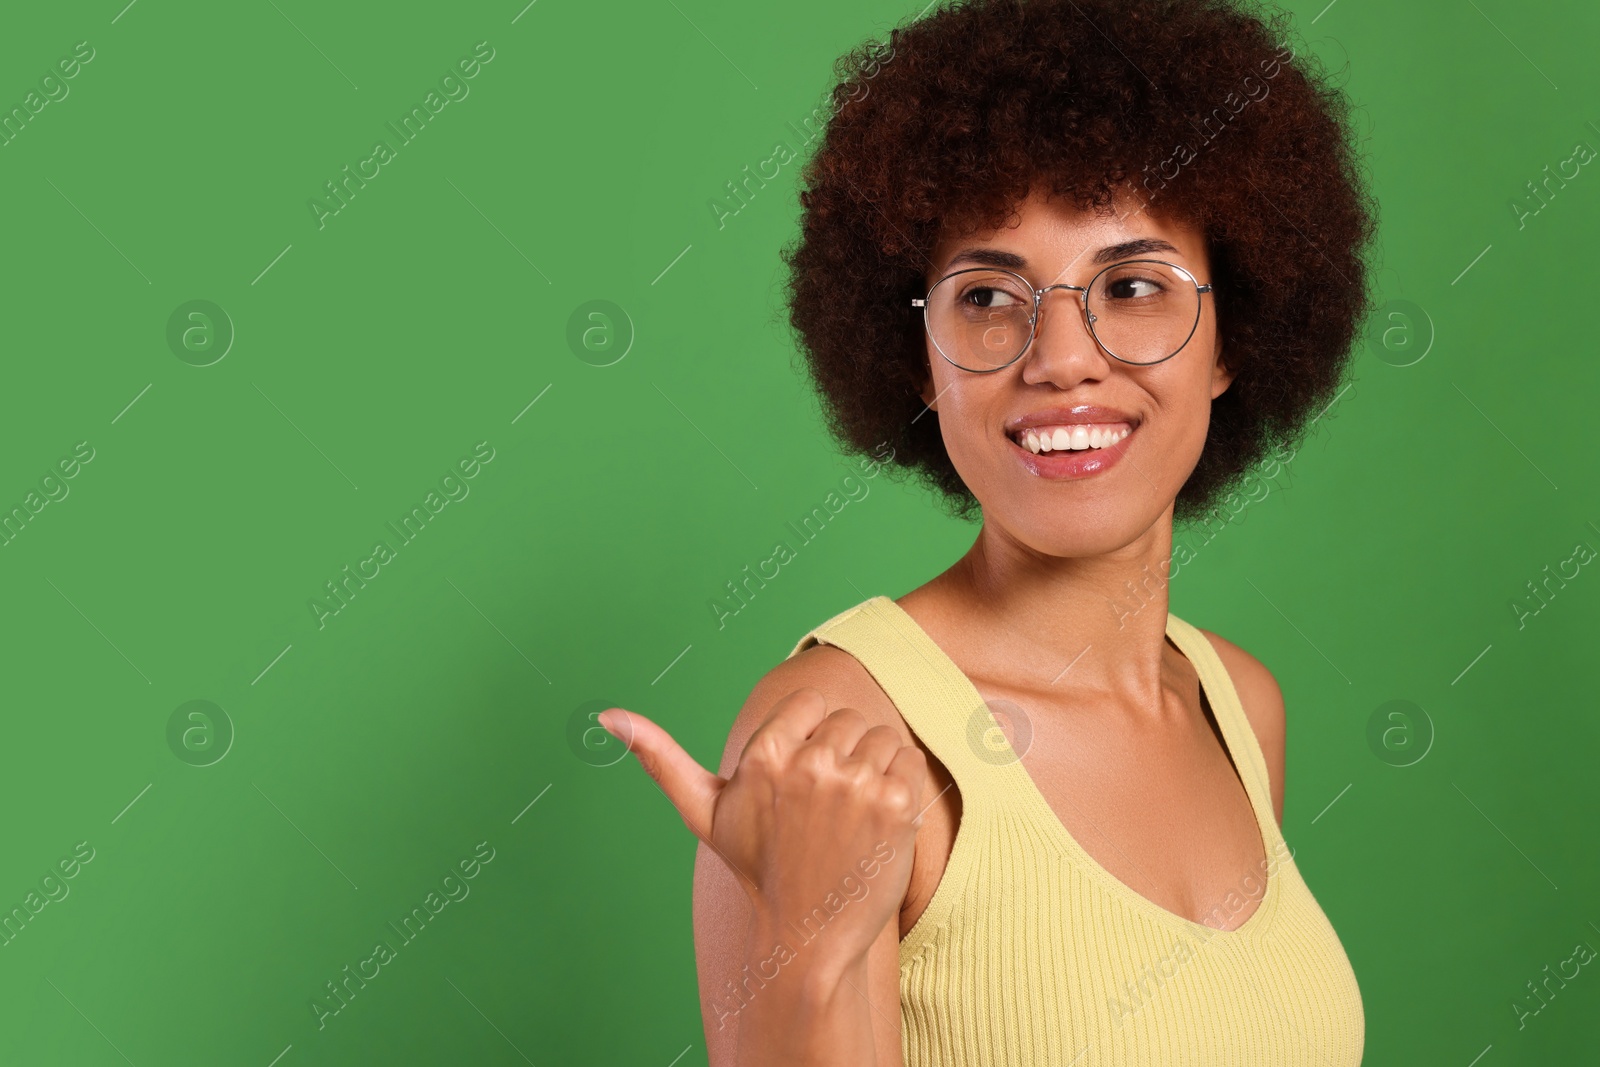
[1005,422,1137,480]
[1008,422,1134,454]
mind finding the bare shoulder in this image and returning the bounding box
[712,641,912,777]
[1197,628,1286,825]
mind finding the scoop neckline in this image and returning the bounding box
[871,593,1283,941]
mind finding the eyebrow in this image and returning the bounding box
[943,237,1181,272]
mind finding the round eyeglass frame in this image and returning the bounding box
[911,258,1216,372]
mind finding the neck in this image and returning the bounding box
[916,507,1181,705]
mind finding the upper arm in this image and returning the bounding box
[692,644,907,1067]
[1200,629,1286,826]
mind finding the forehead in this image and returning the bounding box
[927,186,1207,278]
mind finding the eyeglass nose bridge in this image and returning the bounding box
[1023,281,1098,345]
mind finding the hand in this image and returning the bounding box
[599,688,927,968]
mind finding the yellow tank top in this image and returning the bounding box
[787,595,1364,1066]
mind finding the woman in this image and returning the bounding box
[600,0,1375,1062]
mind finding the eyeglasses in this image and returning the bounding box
[911,259,1215,372]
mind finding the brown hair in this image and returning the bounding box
[782,0,1377,524]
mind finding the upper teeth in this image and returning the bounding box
[1016,423,1133,453]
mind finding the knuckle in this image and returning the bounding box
[829,706,867,728]
[877,780,916,818]
[743,732,784,772]
[841,760,876,791]
[792,745,835,781]
[782,686,826,712]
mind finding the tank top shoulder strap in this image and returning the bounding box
[785,595,1004,796]
[1163,610,1281,842]
[787,597,1282,851]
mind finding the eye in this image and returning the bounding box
[1104,275,1166,300]
[960,284,1026,309]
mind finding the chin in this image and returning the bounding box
[986,499,1152,558]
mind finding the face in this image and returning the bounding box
[918,184,1233,557]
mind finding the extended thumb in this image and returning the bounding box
[599,708,721,843]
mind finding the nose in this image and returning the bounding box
[1019,284,1111,386]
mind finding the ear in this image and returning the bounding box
[1209,337,1235,400]
[919,355,940,411]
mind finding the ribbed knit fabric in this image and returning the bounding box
[787,595,1364,1066]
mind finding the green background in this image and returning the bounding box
[0,0,1595,1063]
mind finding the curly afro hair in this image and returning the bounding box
[781,0,1377,525]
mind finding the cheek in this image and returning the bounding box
[1152,365,1220,472]
[931,381,1011,486]
[924,349,970,431]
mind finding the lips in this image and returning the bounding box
[1003,406,1140,480]
[1004,404,1142,436]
